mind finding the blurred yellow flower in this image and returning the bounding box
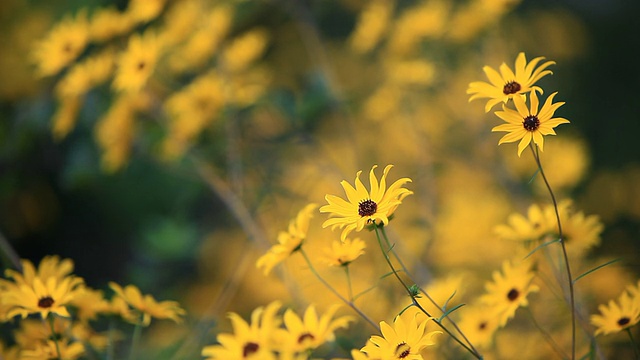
[480,259,539,327]
[221,28,269,73]
[549,202,603,258]
[361,314,440,360]
[2,275,84,320]
[494,203,550,242]
[69,286,111,322]
[278,304,352,354]
[109,282,186,326]
[492,91,569,156]
[95,95,139,172]
[467,52,555,112]
[591,291,640,336]
[89,6,132,42]
[320,165,412,241]
[113,31,161,93]
[256,203,317,275]
[51,95,82,140]
[125,0,166,24]
[32,10,89,77]
[56,49,115,98]
[323,237,366,267]
[202,301,282,360]
[349,0,393,54]
[458,304,500,348]
[19,339,85,360]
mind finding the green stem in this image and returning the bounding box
[373,225,482,359]
[128,314,143,360]
[298,247,380,332]
[48,315,61,358]
[344,265,354,301]
[378,226,480,357]
[530,144,575,360]
[627,328,640,360]
[525,307,569,359]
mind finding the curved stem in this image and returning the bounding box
[48,315,61,358]
[298,247,380,332]
[373,225,482,359]
[627,328,640,360]
[344,265,354,301]
[529,144,575,360]
[128,314,143,360]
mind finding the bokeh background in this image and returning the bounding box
[1,0,640,358]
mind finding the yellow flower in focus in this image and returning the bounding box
[467,52,555,112]
[349,0,394,54]
[2,255,75,288]
[361,314,440,360]
[221,28,269,73]
[108,282,186,326]
[2,276,84,320]
[320,165,412,241]
[20,339,85,360]
[113,31,161,93]
[323,237,366,267]
[480,259,539,327]
[492,91,570,156]
[32,10,89,77]
[279,304,352,354]
[591,291,640,336]
[202,301,282,360]
[256,203,317,275]
[458,304,500,348]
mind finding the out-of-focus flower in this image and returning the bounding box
[109,282,186,326]
[323,237,366,267]
[458,304,501,349]
[220,28,269,73]
[467,52,554,112]
[113,31,161,93]
[125,0,166,24]
[19,339,85,360]
[321,165,412,241]
[349,0,394,54]
[89,6,132,42]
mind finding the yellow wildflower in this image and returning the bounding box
[361,314,440,360]
[591,291,640,335]
[349,0,394,54]
[323,237,366,267]
[221,28,269,73]
[113,31,161,93]
[109,282,186,326]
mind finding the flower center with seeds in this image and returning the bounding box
[358,199,377,217]
[618,317,631,327]
[243,342,260,357]
[395,342,411,358]
[523,115,540,131]
[38,296,55,308]
[503,81,521,95]
[507,288,520,301]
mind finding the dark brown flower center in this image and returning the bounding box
[38,296,55,308]
[507,288,520,301]
[478,321,487,330]
[618,317,631,327]
[523,115,540,131]
[137,61,146,71]
[395,342,411,358]
[242,342,260,357]
[297,332,315,344]
[503,81,521,95]
[358,199,377,217]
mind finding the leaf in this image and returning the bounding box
[438,304,466,323]
[524,238,561,259]
[528,168,541,184]
[573,259,621,284]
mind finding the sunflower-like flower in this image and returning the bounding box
[323,237,366,267]
[278,304,353,355]
[467,52,555,112]
[361,313,440,360]
[108,282,185,326]
[1,275,84,320]
[543,200,604,258]
[256,203,317,275]
[1,255,75,289]
[494,203,551,242]
[480,259,539,327]
[113,31,161,93]
[458,304,500,349]
[591,291,640,336]
[492,91,570,157]
[202,301,282,360]
[320,165,412,241]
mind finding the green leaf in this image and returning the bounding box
[524,238,561,259]
[438,304,466,322]
[573,259,621,284]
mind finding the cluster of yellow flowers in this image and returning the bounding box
[0,256,184,359]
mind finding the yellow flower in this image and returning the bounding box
[125,0,166,24]
[220,28,269,73]
[89,6,133,42]
[2,276,84,320]
[458,304,500,349]
[591,291,640,335]
[202,301,281,360]
[492,91,570,156]
[349,0,394,54]
[323,237,366,267]
[279,304,353,354]
[32,10,89,77]
[69,286,111,322]
[547,201,604,258]
[56,49,115,98]
[467,52,555,112]
[494,203,551,242]
[51,95,82,140]
[108,282,186,326]
[480,259,539,327]
[20,339,85,360]
[256,203,317,275]
[113,31,161,93]
[1,255,75,288]
[320,165,412,241]
[361,314,440,360]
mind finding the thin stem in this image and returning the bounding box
[530,143,575,360]
[627,328,640,360]
[525,307,569,359]
[48,315,61,358]
[379,226,480,356]
[128,315,143,360]
[373,225,482,359]
[344,265,354,301]
[298,247,380,332]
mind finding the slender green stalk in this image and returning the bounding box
[373,225,482,359]
[298,247,380,332]
[48,315,61,358]
[529,144,575,360]
[378,226,480,356]
[627,328,640,360]
[344,265,354,301]
[128,314,143,360]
